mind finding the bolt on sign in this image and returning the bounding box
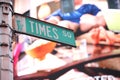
[13,13,76,47]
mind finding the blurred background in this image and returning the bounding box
[13,0,120,19]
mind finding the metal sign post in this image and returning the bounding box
[0,0,13,80]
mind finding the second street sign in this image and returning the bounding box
[14,13,76,47]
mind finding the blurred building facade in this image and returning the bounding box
[14,0,109,19]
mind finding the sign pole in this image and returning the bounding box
[0,0,13,80]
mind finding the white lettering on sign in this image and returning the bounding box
[52,28,59,39]
[29,20,59,39]
[39,25,46,36]
[94,75,115,80]
[46,25,52,38]
[62,30,72,38]
[35,22,39,34]
[77,75,116,80]
[29,20,34,33]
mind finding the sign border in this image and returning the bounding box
[13,13,76,47]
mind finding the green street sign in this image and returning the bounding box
[14,13,76,47]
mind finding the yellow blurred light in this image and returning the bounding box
[38,3,51,19]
